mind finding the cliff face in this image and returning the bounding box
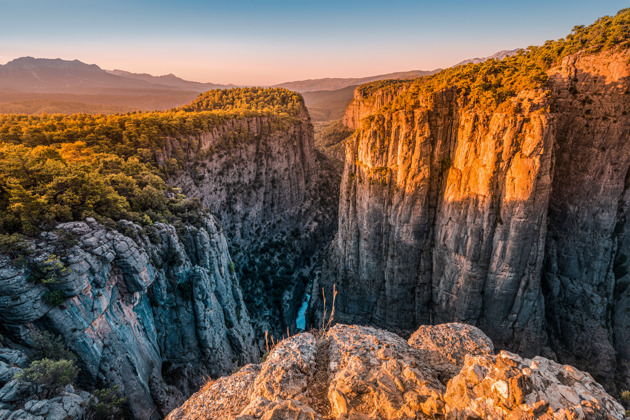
[320,49,630,387]
[0,217,258,419]
[165,108,339,334]
[166,323,625,419]
[322,87,553,355]
[543,50,630,386]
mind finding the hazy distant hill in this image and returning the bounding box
[0,57,172,93]
[454,49,522,66]
[302,85,358,121]
[107,69,233,92]
[0,57,205,112]
[274,69,438,93]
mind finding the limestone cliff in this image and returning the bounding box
[163,107,339,335]
[322,86,553,354]
[318,48,630,389]
[166,323,625,419]
[544,50,630,388]
[0,216,258,419]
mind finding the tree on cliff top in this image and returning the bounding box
[358,8,630,112]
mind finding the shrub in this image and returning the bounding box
[87,385,126,420]
[43,290,65,307]
[15,358,78,398]
[28,254,69,285]
[30,330,76,361]
[0,233,33,263]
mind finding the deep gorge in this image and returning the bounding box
[1,10,630,419]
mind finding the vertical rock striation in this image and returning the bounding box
[164,107,339,334]
[323,86,553,356]
[543,49,630,386]
[320,49,630,387]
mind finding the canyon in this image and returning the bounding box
[0,98,338,419]
[1,10,630,420]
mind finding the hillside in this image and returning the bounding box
[275,69,438,93]
[301,85,358,122]
[0,58,217,112]
[107,69,232,91]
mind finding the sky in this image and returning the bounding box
[1,1,628,85]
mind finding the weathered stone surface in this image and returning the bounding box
[0,217,258,419]
[408,322,494,382]
[0,380,33,404]
[238,398,322,420]
[167,364,261,420]
[0,363,20,386]
[166,324,624,419]
[445,350,626,419]
[0,390,89,420]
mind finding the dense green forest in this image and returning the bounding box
[181,87,304,116]
[0,88,304,235]
[359,8,630,112]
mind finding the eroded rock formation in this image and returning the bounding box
[0,217,258,419]
[318,49,630,388]
[166,323,625,419]
[165,108,339,334]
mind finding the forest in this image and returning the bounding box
[0,87,304,235]
[359,8,630,112]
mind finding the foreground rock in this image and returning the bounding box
[166,323,625,419]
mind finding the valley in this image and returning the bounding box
[0,6,629,420]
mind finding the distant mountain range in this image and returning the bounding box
[0,57,231,94]
[274,70,439,93]
[106,69,233,92]
[0,50,521,116]
[453,48,522,66]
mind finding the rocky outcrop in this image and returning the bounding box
[164,108,340,335]
[318,48,630,388]
[1,388,91,420]
[166,323,626,419]
[0,216,258,419]
[408,322,494,382]
[446,350,625,419]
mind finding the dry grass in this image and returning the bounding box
[200,374,216,393]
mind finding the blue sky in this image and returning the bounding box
[1,1,628,85]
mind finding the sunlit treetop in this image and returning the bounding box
[357,8,630,112]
